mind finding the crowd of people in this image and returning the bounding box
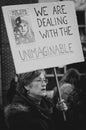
[59,68,86,129]
[0,68,86,130]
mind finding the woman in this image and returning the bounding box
[14,16,35,44]
[4,69,67,130]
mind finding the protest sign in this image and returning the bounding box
[2,1,84,74]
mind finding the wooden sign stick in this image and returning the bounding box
[53,67,66,121]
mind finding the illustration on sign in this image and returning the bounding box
[11,9,35,45]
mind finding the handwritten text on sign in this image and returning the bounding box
[34,5,73,38]
[2,1,84,73]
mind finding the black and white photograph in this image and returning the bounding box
[0,0,86,130]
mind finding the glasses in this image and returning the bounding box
[33,79,48,84]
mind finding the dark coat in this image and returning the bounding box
[4,92,62,130]
[0,105,8,130]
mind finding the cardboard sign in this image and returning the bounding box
[2,1,84,74]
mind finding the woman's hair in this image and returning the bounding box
[14,16,28,36]
[60,68,80,88]
[15,17,28,28]
[16,69,46,94]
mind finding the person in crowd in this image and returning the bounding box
[59,68,86,129]
[7,74,18,104]
[59,68,81,102]
[4,69,67,130]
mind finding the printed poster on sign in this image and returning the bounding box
[2,1,84,74]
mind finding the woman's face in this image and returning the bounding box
[19,21,28,36]
[25,71,48,98]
